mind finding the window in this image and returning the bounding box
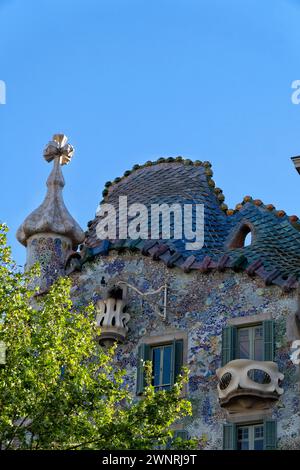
[152,344,173,390]
[136,339,183,395]
[237,424,264,450]
[229,223,254,249]
[223,420,277,450]
[238,325,263,361]
[221,320,274,366]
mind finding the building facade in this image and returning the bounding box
[17,135,300,450]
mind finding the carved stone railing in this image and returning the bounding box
[216,359,284,410]
[95,287,130,343]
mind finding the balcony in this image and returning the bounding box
[216,359,284,411]
[95,285,130,343]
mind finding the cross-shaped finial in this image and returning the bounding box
[43,134,74,165]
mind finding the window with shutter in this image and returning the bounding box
[137,339,184,394]
[227,321,275,362]
[224,421,277,450]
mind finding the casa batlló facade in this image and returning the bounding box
[17,135,300,450]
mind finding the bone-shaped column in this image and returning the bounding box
[96,287,130,342]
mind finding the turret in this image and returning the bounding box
[16,134,85,289]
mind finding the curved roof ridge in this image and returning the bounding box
[96,157,300,233]
[99,156,229,212]
[225,195,300,232]
[80,159,300,288]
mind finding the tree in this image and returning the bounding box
[0,224,196,450]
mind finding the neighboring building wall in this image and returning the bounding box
[70,251,300,449]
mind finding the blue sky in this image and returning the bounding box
[1,0,300,265]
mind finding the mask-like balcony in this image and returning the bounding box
[216,359,284,411]
[95,286,130,343]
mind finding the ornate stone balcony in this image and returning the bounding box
[216,359,284,411]
[95,286,130,343]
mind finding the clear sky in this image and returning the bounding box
[1,0,300,266]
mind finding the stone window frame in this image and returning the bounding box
[226,409,272,424]
[228,311,272,328]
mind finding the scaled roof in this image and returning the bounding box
[75,158,300,291]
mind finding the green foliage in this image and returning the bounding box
[0,224,196,450]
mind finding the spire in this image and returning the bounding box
[17,134,85,249]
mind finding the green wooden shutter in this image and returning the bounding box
[263,320,275,361]
[172,339,184,385]
[136,343,151,395]
[222,326,237,366]
[264,419,277,450]
[223,423,237,450]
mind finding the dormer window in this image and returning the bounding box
[228,222,254,249]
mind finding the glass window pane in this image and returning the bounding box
[254,426,263,438]
[240,441,249,450]
[255,326,263,338]
[152,348,161,387]
[238,325,263,360]
[238,329,250,359]
[237,426,249,451]
[254,440,263,450]
[239,329,249,339]
[162,345,172,386]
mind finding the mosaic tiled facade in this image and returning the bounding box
[17,137,300,449]
[69,254,300,449]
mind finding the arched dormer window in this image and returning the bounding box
[228,221,255,249]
